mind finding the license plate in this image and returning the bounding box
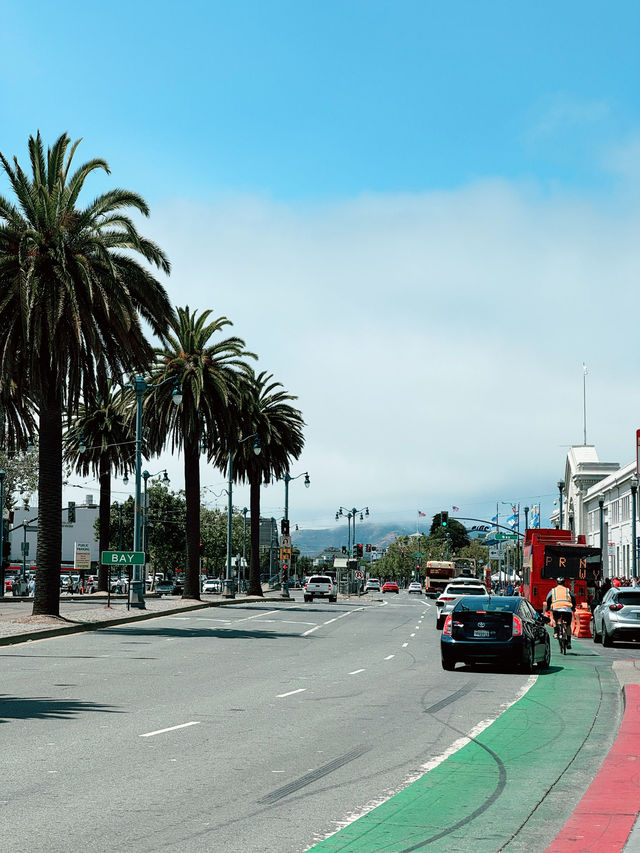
[474,630,491,638]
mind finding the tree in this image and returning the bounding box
[0,132,173,616]
[215,370,305,597]
[429,513,470,552]
[64,384,136,591]
[145,306,255,600]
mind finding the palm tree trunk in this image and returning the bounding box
[182,432,201,599]
[33,404,62,616]
[97,462,110,591]
[247,472,263,597]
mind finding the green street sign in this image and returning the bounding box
[101,550,145,565]
[494,533,517,541]
[413,552,424,558]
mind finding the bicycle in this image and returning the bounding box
[555,616,570,654]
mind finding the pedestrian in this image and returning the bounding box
[613,576,622,588]
[27,576,35,597]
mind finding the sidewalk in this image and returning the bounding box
[0,590,291,645]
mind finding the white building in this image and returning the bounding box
[7,495,100,569]
[558,444,639,578]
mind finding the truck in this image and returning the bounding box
[522,528,601,612]
[303,574,337,603]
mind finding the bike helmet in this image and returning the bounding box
[557,577,565,583]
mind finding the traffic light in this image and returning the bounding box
[199,541,205,556]
[281,519,290,536]
[341,546,347,554]
[68,501,76,523]
[441,511,448,527]
[365,544,371,552]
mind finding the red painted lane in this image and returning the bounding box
[546,683,640,852]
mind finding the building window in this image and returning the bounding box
[611,501,620,525]
[622,495,630,521]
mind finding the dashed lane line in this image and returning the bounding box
[277,688,307,698]
[140,721,200,738]
[349,669,365,675]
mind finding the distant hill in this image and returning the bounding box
[291,522,418,556]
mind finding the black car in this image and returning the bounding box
[440,595,550,672]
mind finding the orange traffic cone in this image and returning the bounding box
[573,604,592,638]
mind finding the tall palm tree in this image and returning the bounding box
[215,370,305,597]
[0,132,173,616]
[63,384,137,591]
[145,306,255,600]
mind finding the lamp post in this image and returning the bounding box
[242,507,248,591]
[0,470,5,598]
[557,480,565,529]
[336,510,353,556]
[142,469,169,590]
[337,506,370,594]
[226,435,261,598]
[281,471,310,596]
[524,506,530,530]
[598,494,605,578]
[631,480,638,580]
[130,375,182,608]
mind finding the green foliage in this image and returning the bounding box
[0,446,39,508]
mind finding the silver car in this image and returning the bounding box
[435,582,487,630]
[592,587,640,646]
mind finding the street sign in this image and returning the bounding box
[21,542,29,555]
[280,535,292,547]
[74,542,91,572]
[355,570,364,579]
[494,533,517,541]
[26,525,38,532]
[413,552,424,559]
[279,548,292,561]
[101,550,145,565]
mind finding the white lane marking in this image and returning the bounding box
[234,610,279,623]
[410,633,416,637]
[415,626,420,629]
[349,669,365,675]
[402,642,409,648]
[277,688,307,698]
[385,654,395,660]
[167,617,191,620]
[302,607,364,636]
[315,675,538,845]
[140,721,200,738]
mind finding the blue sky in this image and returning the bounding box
[2,1,640,531]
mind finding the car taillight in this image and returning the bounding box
[441,596,455,601]
[609,603,623,611]
[328,585,332,591]
[443,615,452,635]
[304,583,307,589]
[512,615,523,637]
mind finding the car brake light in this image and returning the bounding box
[441,596,455,601]
[609,603,623,611]
[328,585,332,591]
[512,615,523,637]
[443,615,452,635]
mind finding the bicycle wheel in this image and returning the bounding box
[558,625,567,654]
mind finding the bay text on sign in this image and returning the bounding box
[101,551,146,565]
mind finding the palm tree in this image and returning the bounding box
[0,132,173,616]
[215,370,305,597]
[145,306,255,600]
[63,384,137,591]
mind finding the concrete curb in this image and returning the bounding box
[0,595,293,647]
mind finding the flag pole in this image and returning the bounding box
[583,363,588,445]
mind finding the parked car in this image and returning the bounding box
[440,595,551,671]
[408,582,423,595]
[202,578,222,594]
[364,579,381,593]
[382,581,399,594]
[155,578,176,596]
[436,582,487,629]
[592,587,640,645]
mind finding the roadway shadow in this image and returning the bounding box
[101,625,307,641]
[0,694,123,723]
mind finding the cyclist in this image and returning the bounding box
[546,577,576,649]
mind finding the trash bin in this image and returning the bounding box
[223,579,236,599]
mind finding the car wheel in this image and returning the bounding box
[592,618,601,643]
[521,642,535,673]
[602,626,614,647]
[304,595,311,603]
[441,655,455,671]
[395,590,399,594]
[329,597,337,603]
[538,639,551,669]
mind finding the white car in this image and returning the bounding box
[436,582,487,630]
[408,582,423,595]
[364,579,381,593]
[202,578,222,594]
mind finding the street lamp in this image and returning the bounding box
[130,375,182,608]
[142,469,169,589]
[242,507,248,590]
[226,435,261,598]
[557,480,565,529]
[598,494,605,576]
[281,471,310,597]
[337,506,370,595]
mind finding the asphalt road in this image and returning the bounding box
[0,592,618,853]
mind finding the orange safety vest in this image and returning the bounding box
[551,585,573,609]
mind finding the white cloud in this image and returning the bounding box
[99,180,640,528]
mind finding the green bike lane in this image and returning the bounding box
[309,639,622,853]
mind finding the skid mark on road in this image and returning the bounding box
[258,746,371,805]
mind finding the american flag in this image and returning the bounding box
[418,511,426,517]
[452,506,459,512]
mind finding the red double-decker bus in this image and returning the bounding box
[522,528,601,612]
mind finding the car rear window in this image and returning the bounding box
[447,586,485,595]
[455,596,519,612]
[309,576,331,583]
[617,592,640,605]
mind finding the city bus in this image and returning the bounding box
[452,557,478,578]
[424,560,455,598]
